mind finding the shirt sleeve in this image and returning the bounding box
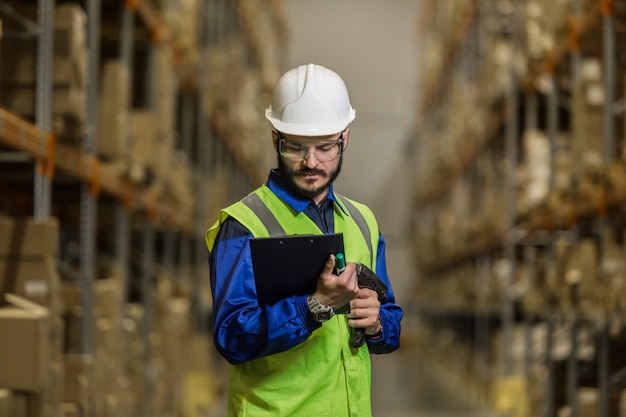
[366,232,404,354]
[209,218,321,364]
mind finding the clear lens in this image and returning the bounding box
[279,136,343,162]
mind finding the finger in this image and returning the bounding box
[351,272,360,292]
[365,287,377,295]
[355,288,374,299]
[347,316,374,329]
[351,297,380,314]
[322,254,336,275]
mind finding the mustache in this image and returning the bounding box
[296,168,327,177]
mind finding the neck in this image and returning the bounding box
[312,189,329,206]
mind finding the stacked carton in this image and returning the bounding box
[127,111,157,185]
[571,58,605,182]
[124,105,194,221]
[0,216,62,417]
[152,45,177,180]
[158,0,200,69]
[97,60,130,161]
[161,151,195,224]
[152,272,192,415]
[60,265,125,417]
[58,265,207,417]
[0,3,87,142]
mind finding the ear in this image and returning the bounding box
[342,129,350,151]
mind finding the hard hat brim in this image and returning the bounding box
[265,109,355,136]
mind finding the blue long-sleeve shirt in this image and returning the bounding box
[209,169,403,364]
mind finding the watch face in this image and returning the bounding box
[308,296,335,322]
[315,309,333,322]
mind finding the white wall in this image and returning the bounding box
[283,0,423,302]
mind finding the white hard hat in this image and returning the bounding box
[265,63,356,136]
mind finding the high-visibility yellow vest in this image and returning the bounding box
[206,185,380,417]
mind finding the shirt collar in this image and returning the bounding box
[266,169,348,215]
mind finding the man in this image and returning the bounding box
[205,63,403,417]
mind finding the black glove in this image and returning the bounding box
[349,263,388,348]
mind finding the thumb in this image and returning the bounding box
[323,254,336,274]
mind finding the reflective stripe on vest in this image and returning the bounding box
[241,191,374,264]
[335,193,374,266]
[242,193,287,236]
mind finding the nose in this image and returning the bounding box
[302,150,319,167]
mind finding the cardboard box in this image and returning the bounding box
[0,256,61,312]
[60,274,122,321]
[54,4,87,59]
[577,388,599,417]
[490,376,530,417]
[62,354,94,403]
[96,318,123,360]
[62,354,94,416]
[97,60,130,159]
[0,84,85,121]
[23,392,44,417]
[0,4,85,88]
[184,370,220,417]
[0,49,84,87]
[46,362,64,413]
[564,239,598,293]
[0,390,10,417]
[619,388,626,417]
[0,217,58,256]
[130,111,157,169]
[60,402,82,417]
[8,392,27,417]
[0,294,49,391]
[0,390,41,417]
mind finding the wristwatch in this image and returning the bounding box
[307,295,335,322]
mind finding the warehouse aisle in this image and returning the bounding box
[370,337,494,417]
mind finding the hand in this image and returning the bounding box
[347,288,381,336]
[313,254,359,310]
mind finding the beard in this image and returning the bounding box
[277,154,343,200]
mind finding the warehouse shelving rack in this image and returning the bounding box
[0,0,285,415]
[413,1,626,417]
[415,2,603,209]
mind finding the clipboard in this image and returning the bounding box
[249,233,344,306]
